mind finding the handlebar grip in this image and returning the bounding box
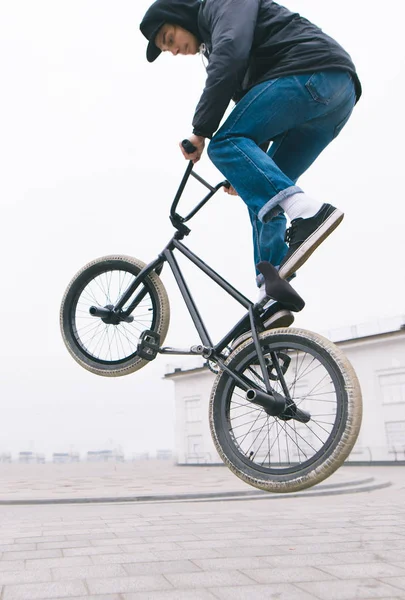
[182,139,197,154]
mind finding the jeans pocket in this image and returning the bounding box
[305,70,351,105]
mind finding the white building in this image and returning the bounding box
[165,316,405,465]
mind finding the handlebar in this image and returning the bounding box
[169,140,230,235]
[181,139,197,155]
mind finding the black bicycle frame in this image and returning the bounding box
[112,162,272,393]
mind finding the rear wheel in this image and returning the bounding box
[60,255,170,376]
[209,328,362,493]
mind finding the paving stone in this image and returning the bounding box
[267,534,364,545]
[379,577,405,591]
[92,552,161,565]
[215,545,290,558]
[87,575,172,594]
[372,550,405,562]
[241,565,337,584]
[203,525,263,534]
[208,583,318,599]
[2,580,87,600]
[132,526,183,533]
[151,549,223,561]
[37,540,91,550]
[120,542,181,553]
[164,570,254,588]
[362,540,405,551]
[0,561,25,572]
[65,532,119,541]
[176,539,249,550]
[1,549,62,561]
[39,528,105,536]
[296,578,405,599]
[264,553,347,567]
[124,559,201,575]
[0,568,52,585]
[90,537,146,547]
[26,556,93,569]
[358,532,405,541]
[193,557,274,571]
[194,531,267,541]
[321,551,392,565]
[52,563,127,579]
[63,545,123,556]
[319,562,405,579]
[123,590,217,599]
[15,535,66,544]
[280,541,365,554]
[138,534,200,543]
[0,543,37,552]
[57,596,120,600]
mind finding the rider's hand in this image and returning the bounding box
[224,185,238,196]
[179,134,205,164]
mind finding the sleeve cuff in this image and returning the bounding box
[192,129,213,139]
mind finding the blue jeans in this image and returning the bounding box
[207,70,357,283]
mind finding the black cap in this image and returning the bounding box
[140,0,202,63]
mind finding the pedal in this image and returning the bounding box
[137,330,160,361]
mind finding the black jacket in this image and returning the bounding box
[192,0,361,138]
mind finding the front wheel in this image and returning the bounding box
[60,255,170,376]
[209,328,362,493]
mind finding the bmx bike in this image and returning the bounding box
[60,141,362,493]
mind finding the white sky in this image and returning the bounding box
[0,0,404,459]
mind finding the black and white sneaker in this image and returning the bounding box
[231,302,294,350]
[279,204,344,280]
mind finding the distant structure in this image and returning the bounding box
[156,449,173,460]
[52,452,80,463]
[0,453,11,463]
[132,452,150,461]
[165,316,405,465]
[87,449,124,462]
[18,451,45,464]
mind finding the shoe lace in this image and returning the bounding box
[285,221,298,245]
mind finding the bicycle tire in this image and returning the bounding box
[60,255,170,377]
[209,328,362,493]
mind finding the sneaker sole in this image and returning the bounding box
[230,309,294,349]
[279,209,344,280]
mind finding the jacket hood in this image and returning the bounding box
[140,0,202,62]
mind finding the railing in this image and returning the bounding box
[346,446,405,463]
[185,452,212,464]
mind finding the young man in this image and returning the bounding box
[140,0,361,324]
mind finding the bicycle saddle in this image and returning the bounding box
[256,261,305,312]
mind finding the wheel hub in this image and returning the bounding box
[277,399,298,421]
[101,305,123,325]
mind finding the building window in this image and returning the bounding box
[185,397,202,422]
[379,371,405,405]
[385,421,405,448]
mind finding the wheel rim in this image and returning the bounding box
[220,338,346,476]
[68,267,157,365]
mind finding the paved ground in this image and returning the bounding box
[0,460,394,502]
[0,462,404,599]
